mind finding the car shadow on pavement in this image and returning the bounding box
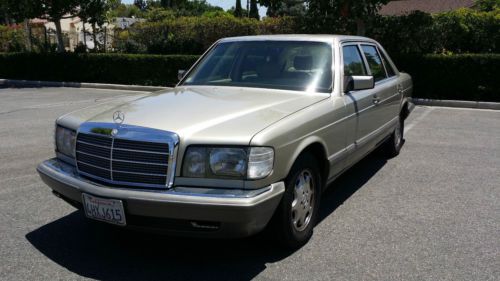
[26,153,387,281]
[318,153,387,223]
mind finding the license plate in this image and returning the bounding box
[82,193,126,226]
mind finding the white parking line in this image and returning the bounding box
[405,107,434,134]
[429,106,500,113]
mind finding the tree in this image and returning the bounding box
[16,0,80,52]
[134,0,147,10]
[78,0,110,52]
[305,0,389,35]
[176,0,222,16]
[475,0,500,12]
[259,0,305,17]
[0,0,10,24]
[160,0,186,8]
[108,3,141,18]
[3,0,44,51]
[234,0,243,17]
[249,0,259,19]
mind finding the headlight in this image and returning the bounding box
[182,147,206,178]
[182,146,274,180]
[209,148,247,177]
[55,125,76,158]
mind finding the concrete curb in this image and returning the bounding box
[411,98,500,110]
[0,79,169,92]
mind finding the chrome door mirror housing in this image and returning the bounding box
[178,70,186,81]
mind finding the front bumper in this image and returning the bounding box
[37,158,285,237]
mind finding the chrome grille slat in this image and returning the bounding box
[113,150,168,164]
[112,147,169,155]
[76,153,111,169]
[77,140,111,149]
[77,134,112,146]
[77,142,111,158]
[77,160,111,171]
[112,169,167,177]
[76,150,168,166]
[113,172,167,185]
[75,131,171,189]
[114,138,169,153]
[78,162,111,179]
[112,161,168,174]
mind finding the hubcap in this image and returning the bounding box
[394,119,402,148]
[291,170,315,232]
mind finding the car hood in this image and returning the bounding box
[59,86,329,144]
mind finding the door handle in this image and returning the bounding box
[397,84,404,94]
[373,95,380,105]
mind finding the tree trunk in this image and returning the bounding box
[23,19,32,52]
[356,19,366,36]
[103,27,107,53]
[54,19,65,53]
[3,10,10,25]
[82,20,87,51]
[91,22,98,51]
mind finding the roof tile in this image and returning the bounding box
[379,0,476,16]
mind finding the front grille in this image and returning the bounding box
[75,133,170,188]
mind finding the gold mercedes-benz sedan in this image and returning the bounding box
[37,35,413,248]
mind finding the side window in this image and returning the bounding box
[361,45,387,82]
[379,49,396,77]
[342,45,367,76]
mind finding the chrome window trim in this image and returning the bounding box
[76,122,179,189]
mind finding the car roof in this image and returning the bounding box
[218,34,377,44]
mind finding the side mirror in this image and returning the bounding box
[178,70,186,81]
[344,75,375,92]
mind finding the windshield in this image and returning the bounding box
[182,41,333,93]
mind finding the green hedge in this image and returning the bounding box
[393,53,500,102]
[369,9,500,55]
[0,53,199,86]
[0,52,498,102]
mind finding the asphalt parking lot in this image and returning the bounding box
[0,87,499,281]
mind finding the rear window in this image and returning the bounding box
[361,45,387,82]
[343,45,367,76]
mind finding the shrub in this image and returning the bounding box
[0,53,199,86]
[393,53,500,102]
[0,25,27,52]
[369,8,500,55]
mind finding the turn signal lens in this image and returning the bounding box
[247,147,274,179]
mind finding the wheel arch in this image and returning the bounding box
[284,138,330,190]
[401,100,410,120]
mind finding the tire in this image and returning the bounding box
[271,153,322,249]
[381,115,404,158]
